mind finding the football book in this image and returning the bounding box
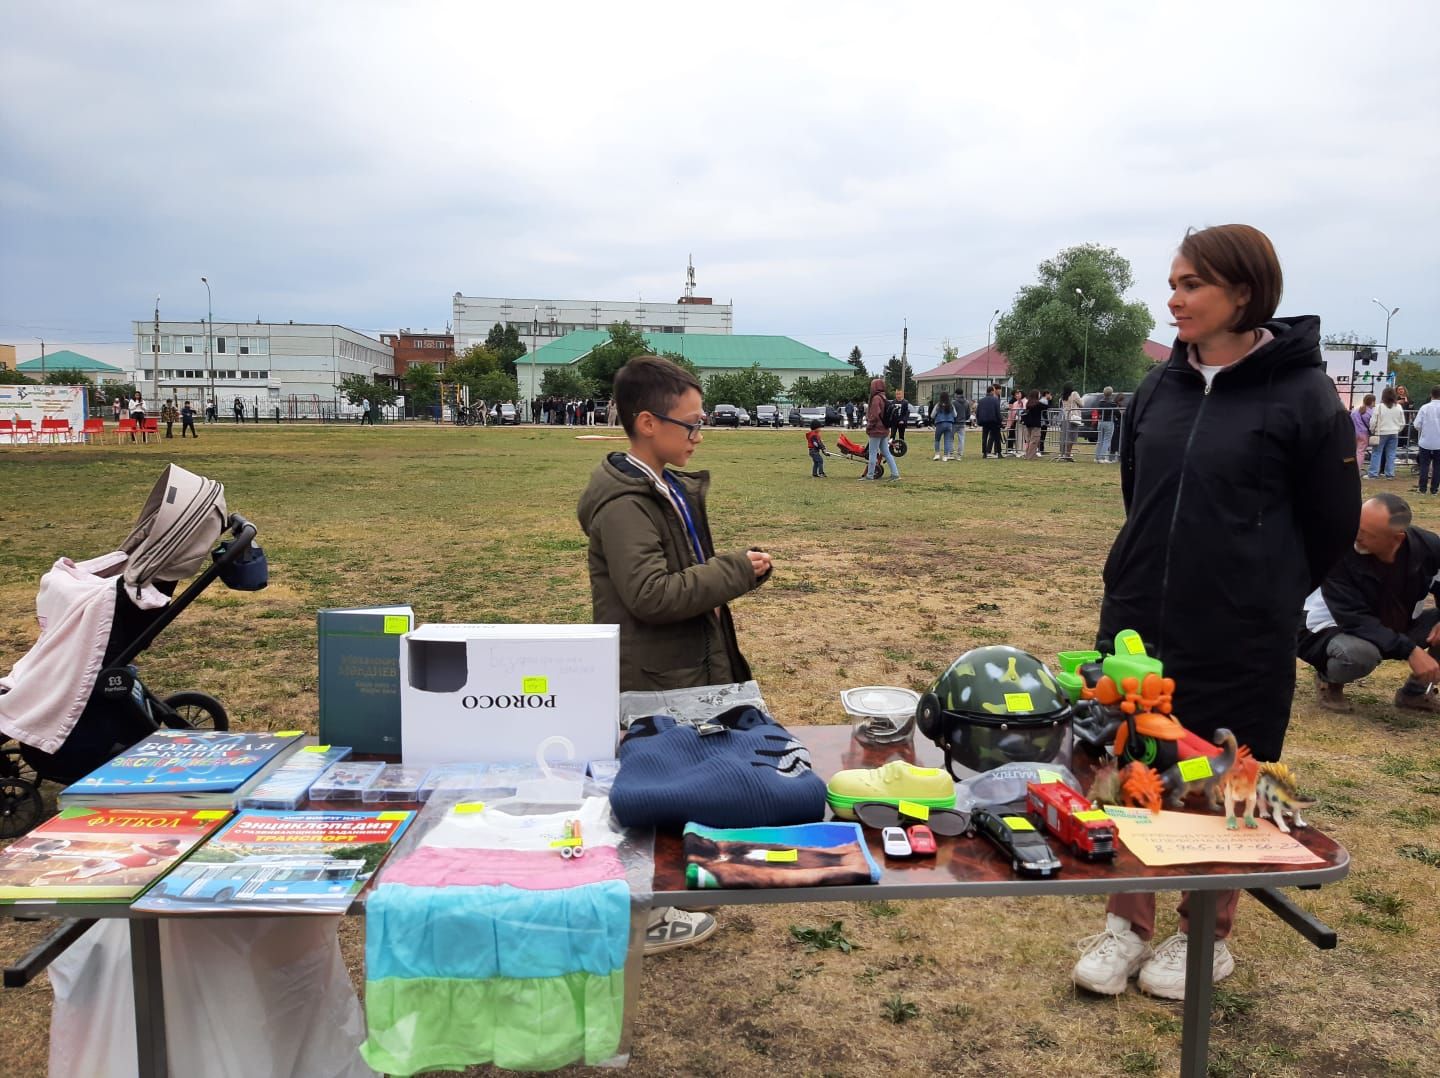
[0,805,230,903]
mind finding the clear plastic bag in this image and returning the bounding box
[956,760,1084,811]
[360,791,653,1074]
[618,679,767,728]
[48,917,375,1078]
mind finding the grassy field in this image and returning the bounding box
[1,423,1438,1077]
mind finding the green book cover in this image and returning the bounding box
[317,606,413,755]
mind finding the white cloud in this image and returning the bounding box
[1,0,1436,357]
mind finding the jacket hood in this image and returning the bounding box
[577,452,708,532]
[870,377,887,396]
[1164,315,1323,385]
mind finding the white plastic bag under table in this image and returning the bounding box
[47,917,376,1078]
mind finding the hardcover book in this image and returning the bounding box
[317,606,414,755]
[0,805,230,903]
[59,729,304,808]
[133,808,414,914]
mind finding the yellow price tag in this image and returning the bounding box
[376,811,409,822]
[1003,692,1033,712]
[453,802,486,814]
[764,848,799,862]
[1074,809,1110,823]
[897,800,930,820]
[194,810,229,820]
[301,745,332,753]
[275,730,303,738]
[1002,815,1036,831]
[383,616,409,634]
[522,676,549,694]
[1121,632,1145,655]
[1177,757,1214,782]
[1036,769,1061,783]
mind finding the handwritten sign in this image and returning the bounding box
[1103,807,1324,867]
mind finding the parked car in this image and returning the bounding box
[736,407,752,426]
[794,405,841,427]
[1077,392,1126,444]
[496,403,518,425]
[754,404,784,428]
[710,404,742,427]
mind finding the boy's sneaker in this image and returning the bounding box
[1073,913,1151,995]
[1136,932,1234,1000]
[645,907,717,955]
[932,453,941,460]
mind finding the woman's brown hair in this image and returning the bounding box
[1178,224,1283,333]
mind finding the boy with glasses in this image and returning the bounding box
[577,355,774,953]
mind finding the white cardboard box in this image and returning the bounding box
[399,623,619,766]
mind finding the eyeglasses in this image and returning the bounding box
[651,412,704,442]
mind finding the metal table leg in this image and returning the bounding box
[129,919,168,1078]
[1179,890,1217,1078]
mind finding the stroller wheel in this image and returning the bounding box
[0,777,44,840]
[160,691,230,731]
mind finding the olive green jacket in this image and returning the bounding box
[577,453,766,692]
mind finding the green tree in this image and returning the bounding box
[994,243,1155,394]
[338,373,397,407]
[883,355,915,400]
[847,346,867,376]
[578,322,652,398]
[403,363,439,412]
[43,368,91,387]
[658,350,700,380]
[940,340,960,364]
[792,372,869,406]
[540,366,592,399]
[702,364,784,415]
[473,371,519,404]
[484,323,528,377]
[0,368,33,385]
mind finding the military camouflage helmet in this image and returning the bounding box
[917,645,1072,776]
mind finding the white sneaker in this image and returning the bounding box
[932,454,941,460]
[1073,913,1152,995]
[942,456,951,461]
[1136,933,1234,1000]
[645,906,718,955]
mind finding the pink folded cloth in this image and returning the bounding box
[380,846,625,890]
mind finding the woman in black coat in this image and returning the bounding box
[1072,224,1360,1003]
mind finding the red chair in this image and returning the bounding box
[81,418,105,444]
[13,420,36,445]
[115,418,138,444]
[0,419,12,444]
[40,418,73,444]
[141,417,159,443]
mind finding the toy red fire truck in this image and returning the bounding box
[1026,781,1118,861]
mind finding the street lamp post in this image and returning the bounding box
[531,305,540,424]
[1372,297,1400,358]
[200,277,214,417]
[34,337,45,380]
[985,308,1000,394]
[1076,288,1093,396]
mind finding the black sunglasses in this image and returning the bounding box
[852,801,972,837]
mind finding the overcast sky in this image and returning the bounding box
[3,1,1437,371]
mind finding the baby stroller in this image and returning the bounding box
[0,465,268,838]
[836,433,907,479]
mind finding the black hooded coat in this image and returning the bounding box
[1097,316,1360,760]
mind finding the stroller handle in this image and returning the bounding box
[227,513,255,540]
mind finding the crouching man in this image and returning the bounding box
[1299,493,1440,713]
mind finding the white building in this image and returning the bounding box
[131,321,394,415]
[453,272,734,354]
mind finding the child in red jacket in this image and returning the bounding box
[806,421,832,477]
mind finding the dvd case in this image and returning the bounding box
[361,764,430,804]
[238,746,354,810]
[309,760,386,802]
[416,763,490,802]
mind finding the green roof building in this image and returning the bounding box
[516,330,852,399]
[16,350,127,383]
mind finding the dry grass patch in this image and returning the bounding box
[1,425,1438,1076]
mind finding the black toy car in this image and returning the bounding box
[970,807,1062,878]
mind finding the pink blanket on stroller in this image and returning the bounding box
[0,553,168,755]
